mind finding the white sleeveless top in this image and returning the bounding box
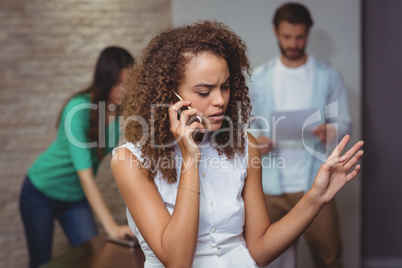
[113,134,258,267]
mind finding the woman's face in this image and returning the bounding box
[108,68,128,106]
[177,53,230,132]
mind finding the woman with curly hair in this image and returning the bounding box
[111,21,363,267]
[20,46,135,268]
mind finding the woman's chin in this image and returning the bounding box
[209,123,223,132]
[203,118,224,132]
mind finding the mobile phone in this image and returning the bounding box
[173,92,205,142]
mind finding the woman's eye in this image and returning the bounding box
[198,92,209,96]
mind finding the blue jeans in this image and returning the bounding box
[19,176,98,268]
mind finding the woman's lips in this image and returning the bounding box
[208,112,224,122]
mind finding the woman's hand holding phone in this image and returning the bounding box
[172,92,206,141]
[168,99,206,160]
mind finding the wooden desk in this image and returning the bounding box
[41,236,145,268]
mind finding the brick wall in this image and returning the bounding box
[0,1,170,266]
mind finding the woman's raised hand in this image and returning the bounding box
[168,100,205,159]
[311,135,364,204]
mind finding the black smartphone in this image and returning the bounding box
[173,92,205,142]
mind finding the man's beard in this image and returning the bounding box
[279,43,306,61]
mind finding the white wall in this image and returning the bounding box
[172,0,361,267]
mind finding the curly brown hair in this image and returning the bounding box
[122,20,252,183]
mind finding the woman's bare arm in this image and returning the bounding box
[243,133,363,266]
[77,168,133,238]
[110,101,205,268]
[111,148,200,268]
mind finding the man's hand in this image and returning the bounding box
[312,124,336,144]
[256,136,275,155]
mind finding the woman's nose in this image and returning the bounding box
[212,90,225,106]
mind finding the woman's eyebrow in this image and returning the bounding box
[193,76,230,88]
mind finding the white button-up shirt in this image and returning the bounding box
[115,134,258,267]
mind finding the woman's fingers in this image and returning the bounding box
[168,100,191,129]
[324,154,348,169]
[341,140,364,162]
[346,164,361,182]
[178,109,202,131]
[188,121,206,133]
[169,101,205,141]
[168,100,198,133]
[325,138,364,171]
[329,134,350,158]
[343,149,364,172]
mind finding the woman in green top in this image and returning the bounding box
[19,46,135,268]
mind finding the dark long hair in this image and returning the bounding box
[57,46,134,158]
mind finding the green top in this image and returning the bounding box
[28,93,120,201]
